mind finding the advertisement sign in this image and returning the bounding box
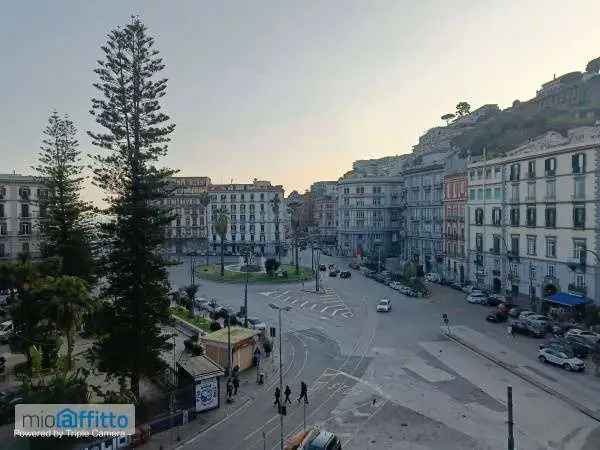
[195,378,218,412]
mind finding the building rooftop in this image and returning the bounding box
[201,326,260,344]
[178,355,224,379]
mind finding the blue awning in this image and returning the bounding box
[546,292,591,307]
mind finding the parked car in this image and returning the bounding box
[511,319,545,337]
[565,329,600,344]
[518,311,536,320]
[483,296,502,307]
[462,284,475,294]
[399,286,417,297]
[348,262,359,270]
[526,314,551,330]
[467,293,487,304]
[506,306,522,318]
[425,273,441,283]
[376,299,392,313]
[319,264,327,271]
[486,312,508,323]
[563,336,594,358]
[538,347,585,371]
[388,281,401,290]
[450,282,463,291]
[339,271,351,279]
[0,320,13,344]
[328,271,337,277]
[247,317,267,331]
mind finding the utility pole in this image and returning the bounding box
[507,386,514,450]
[226,311,232,376]
[314,247,320,292]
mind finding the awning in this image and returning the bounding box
[546,292,591,307]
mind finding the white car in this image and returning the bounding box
[376,299,392,312]
[538,347,585,371]
[518,311,536,320]
[565,329,600,344]
[425,273,440,283]
[387,281,401,290]
[246,317,267,331]
[466,293,486,304]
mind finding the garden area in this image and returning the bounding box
[170,306,212,332]
[196,263,313,283]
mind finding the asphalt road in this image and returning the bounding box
[164,251,600,450]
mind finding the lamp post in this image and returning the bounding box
[187,251,198,286]
[269,303,291,450]
[240,243,254,327]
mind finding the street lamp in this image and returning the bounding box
[240,243,254,327]
[268,303,291,450]
[187,251,198,286]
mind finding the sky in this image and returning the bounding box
[2,0,600,202]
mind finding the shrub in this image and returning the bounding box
[209,321,222,332]
[265,258,280,276]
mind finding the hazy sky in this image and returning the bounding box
[2,1,600,201]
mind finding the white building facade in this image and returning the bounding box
[0,174,48,260]
[466,127,600,306]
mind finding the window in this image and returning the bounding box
[547,264,556,277]
[0,243,4,257]
[475,233,483,252]
[469,189,476,200]
[356,186,364,194]
[373,186,382,194]
[492,235,501,253]
[19,222,31,235]
[22,243,29,254]
[511,184,519,202]
[0,222,6,235]
[485,188,492,199]
[572,153,586,174]
[21,204,29,218]
[475,208,484,225]
[526,207,536,227]
[527,236,537,255]
[527,182,536,201]
[492,208,502,226]
[469,170,476,180]
[477,189,483,200]
[573,204,585,228]
[545,207,556,228]
[546,237,556,258]
[544,158,556,176]
[0,203,3,218]
[527,160,536,178]
[510,208,520,226]
[545,180,556,200]
[509,163,520,181]
[372,198,381,205]
[510,235,519,256]
[494,167,502,178]
[485,168,492,179]
[494,187,502,200]
[343,188,349,194]
[574,177,585,199]
[477,169,483,179]
[575,273,585,288]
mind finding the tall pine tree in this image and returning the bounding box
[88,17,176,401]
[34,111,94,282]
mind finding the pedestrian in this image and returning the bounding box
[274,387,281,407]
[284,385,292,404]
[233,376,240,395]
[297,381,308,404]
[226,379,233,401]
[507,324,514,338]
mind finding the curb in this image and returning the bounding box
[442,330,600,423]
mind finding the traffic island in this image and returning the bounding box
[196,264,312,283]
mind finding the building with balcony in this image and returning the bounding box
[0,173,48,260]
[206,179,285,256]
[161,176,211,254]
[466,127,600,306]
[310,181,337,246]
[336,176,406,258]
[443,171,467,283]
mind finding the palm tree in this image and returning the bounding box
[215,208,229,276]
[199,192,211,266]
[44,276,91,371]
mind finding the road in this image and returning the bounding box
[163,251,600,450]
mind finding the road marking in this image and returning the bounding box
[290,298,299,305]
[299,301,309,308]
[331,308,345,317]
[342,312,354,318]
[281,296,291,303]
[320,304,343,313]
[259,291,277,297]
[311,304,319,310]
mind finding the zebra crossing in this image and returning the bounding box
[258,287,354,319]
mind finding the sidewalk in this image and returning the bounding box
[443,325,600,422]
[138,339,288,450]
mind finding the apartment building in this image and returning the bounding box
[162,176,211,254]
[443,172,467,283]
[207,180,285,256]
[310,181,337,246]
[400,164,445,275]
[467,127,600,306]
[336,176,405,258]
[0,174,48,260]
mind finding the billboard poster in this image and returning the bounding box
[195,377,219,412]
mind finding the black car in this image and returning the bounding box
[564,335,594,358]
[329,271,337,277]
[339,271,351,278]
[319,264,327,271]
[484,296,502,307]
[450,282,463,291]
[486,312,508,323]
[511,319,545,337]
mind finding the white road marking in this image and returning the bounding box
[320,304,344,313]
[299,301,309,308]
[310,304,319,310]
[331,308,345,317]
[259,291,277,297]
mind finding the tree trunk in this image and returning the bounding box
[295,245,300,275]
[220,242,225,277]
[66,329,74,371]
[130,372,140,403]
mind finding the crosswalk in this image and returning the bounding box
[258,287,354,319]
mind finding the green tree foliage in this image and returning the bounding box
[34,111,95,283]
[264,258,280,276]
[183,284,199,314]
[586,56,600,74]
[441,113,455,125]
[215,208,228,276]
[87,16,176,401]
[456,101,471,117]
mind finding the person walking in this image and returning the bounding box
[507,323,514,338]
[274,387,281,408]
[226,379,233,402]
[297,381,308,404]
[284,385,292,404]
[233,376,240,395]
